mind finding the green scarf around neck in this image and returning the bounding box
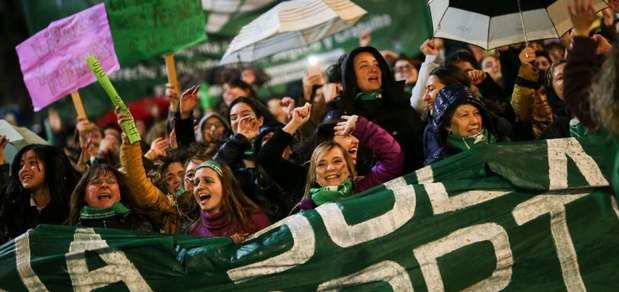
[80,202,130,220]
[447,128,495,152]
[355,90,382,101]
[310,179,353,206]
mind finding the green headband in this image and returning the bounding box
[196,160,223,177]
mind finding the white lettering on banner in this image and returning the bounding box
[317,261,413,291]
[611,195,619,220]
[415,165,434,184]
[413,223,513,292]
[65,228,151,292]
[316,177,416,248]
[546,138,608,190]
[227,214,315,283]
[424,183,511,215]
[512,193,588,292]
[15,230,49,291]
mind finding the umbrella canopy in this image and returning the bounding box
[429,0,608,49]
[219,0,366,65]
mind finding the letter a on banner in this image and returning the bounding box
[65,228,151,291]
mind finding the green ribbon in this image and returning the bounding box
[447,128,495,152]
[310,179,353,206]
[355,90,382,101]
[196,160,224,177]
[79,202,130,220]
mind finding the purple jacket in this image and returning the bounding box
[352,116,404,193]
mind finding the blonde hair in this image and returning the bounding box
[302,141,356,200]
[590,47,619,135]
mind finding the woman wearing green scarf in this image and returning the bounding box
[424,84,509,164]
[299,141,357,209]
[67,163,156,232]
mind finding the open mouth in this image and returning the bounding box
[368,76,379,82]
[97,193,112,200]
[198,193,212,202]
[348,147,358,157]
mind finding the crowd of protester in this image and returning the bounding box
[0,0,617,244]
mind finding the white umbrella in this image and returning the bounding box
[219,0,366,65]
[428,0,608,49]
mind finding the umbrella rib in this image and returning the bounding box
[433,0,450,34]
[516,0,528,45]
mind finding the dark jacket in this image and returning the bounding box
[337,46,424,171]
[423,85,507,164]
[214,133,292,221]
[564,36,604,129]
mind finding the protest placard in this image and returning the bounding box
[105,0,207,64]
[16,3,119,111]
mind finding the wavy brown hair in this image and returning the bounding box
[590,46,619,135]
[196,160,261,233]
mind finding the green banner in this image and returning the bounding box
[1,137,617,291]
[105,0,207,64]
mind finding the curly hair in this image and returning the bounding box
[589,46,619,134]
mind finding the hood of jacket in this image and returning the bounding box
[340,46,407,110]
[196,112,232,144]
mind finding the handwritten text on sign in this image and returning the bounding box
[16,3,119,111]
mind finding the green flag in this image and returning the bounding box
[1,137,617,291]
[105,0,207,64]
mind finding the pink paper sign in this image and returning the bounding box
[16,3,119,111]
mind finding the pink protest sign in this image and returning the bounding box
[16,3,119,111]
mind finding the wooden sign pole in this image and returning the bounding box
[70,90,88,121]
[164,53,179,92]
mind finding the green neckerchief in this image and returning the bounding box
[447,128,495,152]
[80,202,130,220]
[569,118,588,139]
[244,139,256,157]
[355,90,382,101]
[310,179,353,206]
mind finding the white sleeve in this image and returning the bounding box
[410,54,442,115]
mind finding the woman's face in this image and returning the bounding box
[353,52,382,92]
[394,60,418,85]
[85,170,121,209]
[551,63,566,100]
[165,162,185,194]
[18,149,46,190]
[424,75,445,112]
[193,167,224,214]
[535,56,551,72]
[447,104,483,137]
[229,102,263,134]
[315,147,351,187]
[201,117,226,144]
[332,134,359,164]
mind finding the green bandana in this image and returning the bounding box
[447,128,495,152]
[355,90,382,101]
[243,141,256,157]
[196,160,223,177]
[310,179,353,206]
[569,118,588,139]
[80,202,130,220]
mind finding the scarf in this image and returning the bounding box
[355,90,382,101]
[310,179,353,206]
[447,128,495,152]
[80,202,130,220]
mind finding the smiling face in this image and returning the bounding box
[229,102,263,134]
[551,63,566,100]
[315,147,351,187]
[353,52,382,92]
[183,160,203,193]
[85,170,121,209]
[18,149,46,190]
[332,134,359,164]
[193,167,224,214]
[447,104,483,137]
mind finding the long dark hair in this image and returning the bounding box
[5,144,78,214]
[67,163,132,224]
